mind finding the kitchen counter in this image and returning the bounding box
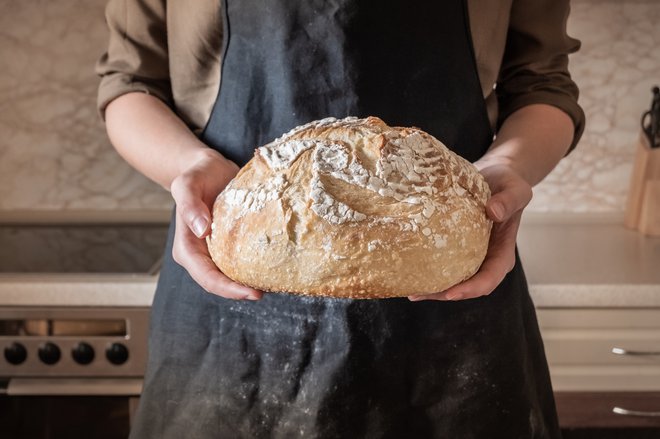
[518,213,660,308]
[1,214,659,308]
[2,277,659,308]
[0,274,158,307]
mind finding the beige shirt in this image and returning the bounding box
[96,0,585,149]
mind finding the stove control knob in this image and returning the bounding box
[106,343,129,365]
[4,342,28,365]
[72,342,95,365]
[38,342,61,365]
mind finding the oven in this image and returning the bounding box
[0,224,168,439]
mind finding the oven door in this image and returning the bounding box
[0,378,141,439]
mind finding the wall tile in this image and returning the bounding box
[0,0,172,213]
[529,0,660,212]
[0,0,658,216]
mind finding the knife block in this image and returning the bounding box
[624,133,660,236]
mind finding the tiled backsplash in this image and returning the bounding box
[1,0,658,219]
[0,0,172,216]
[529,0,660,213]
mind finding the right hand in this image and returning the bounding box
[170,148,263,301]
[408,163,532,302]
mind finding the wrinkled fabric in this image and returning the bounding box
[95,0,585,152]
[134,230,559,438]
[204,0,493,165]
[130,0,561,437]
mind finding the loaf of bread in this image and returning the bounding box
[207,116,491,299]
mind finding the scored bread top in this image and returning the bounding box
[208,116,492,298]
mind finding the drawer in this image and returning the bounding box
[536,309,660,392]
[550,365,660,391]
[542,328,660,365]
[555,392,660,428]
[537,309,660,329]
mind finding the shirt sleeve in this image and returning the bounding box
[95,0,172,120]
[497,0,586,152]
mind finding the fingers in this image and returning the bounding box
[444,231,516,300]
[171,175,212,238]
[172,211,263,301]
[478,164,532,223]
[409,165,531,303]
[486,180,532,223]
[408,211,521,302]
[408,256,511,302]
[168,153,254,300]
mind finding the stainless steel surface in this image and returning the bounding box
[0,209,171,225]
[0,307,148,378]
[613,407,660,417]
[1,318,127,336]
[0,223,159,407]
[612,347,660,356]
[0,224,168,274]
[4,378,143,396]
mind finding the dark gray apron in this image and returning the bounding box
[130,0,561,437]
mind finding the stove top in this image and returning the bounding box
[0,225,169,274]
[0,225,163,382]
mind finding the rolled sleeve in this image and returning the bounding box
[497,0,586,152]
[95,0,172,119]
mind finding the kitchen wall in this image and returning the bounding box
[529,0,660,213]
[0,0,172,219]
[0,0,658,220]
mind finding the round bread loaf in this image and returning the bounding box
[207,116,491,299]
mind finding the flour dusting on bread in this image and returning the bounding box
[223,116,489,247]
[209,116,492,298]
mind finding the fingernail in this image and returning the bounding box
[408,296,422,301]
[446,293,463,301]
[491,202,505,221]
[245,294,260,301]
[192,216,208,237]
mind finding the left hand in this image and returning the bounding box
[170,149,264,301]
[408,163,532,302]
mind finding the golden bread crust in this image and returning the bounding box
[207,116,491,299]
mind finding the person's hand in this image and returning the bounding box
[170,148,263,301]
[408,163,532,302]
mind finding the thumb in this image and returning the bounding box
[486,182,532,223]
[171,177,212,238]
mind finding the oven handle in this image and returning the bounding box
[1,378,143,396]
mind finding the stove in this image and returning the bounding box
[0,224,168,398]
[0,224,168,274]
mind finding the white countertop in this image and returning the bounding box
[518,213,660,307]
[1,214,659,308]
[0,274,158,307]
[2,278,659,308]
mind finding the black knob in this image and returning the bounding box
[106,343,129,365]
[71,342,95,365]
[38,342,61,365]
[4,342,28,365]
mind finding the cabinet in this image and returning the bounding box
[537,308,660,427]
